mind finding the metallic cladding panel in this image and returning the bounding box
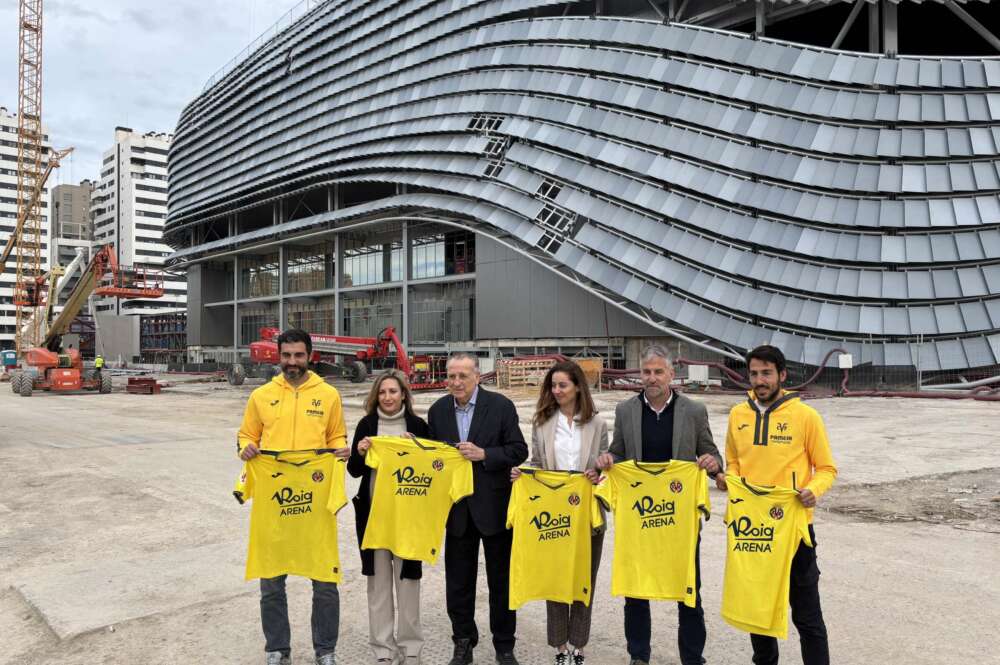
[166,5,1000,371]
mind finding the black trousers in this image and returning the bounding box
[624,535,706,665]
[751,525,829,665]
[445,519,516,653]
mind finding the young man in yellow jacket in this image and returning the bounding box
[722,345,837,665]
[237,329,349,665]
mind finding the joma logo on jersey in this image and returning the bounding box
[272,487,313,516]
[632,496,676,528]
[729,515,775,552]
[393,466,433,495]
[529,511,571,541]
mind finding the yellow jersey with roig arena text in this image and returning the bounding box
[234,449,348,583]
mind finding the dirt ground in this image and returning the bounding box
[0,374,998,665]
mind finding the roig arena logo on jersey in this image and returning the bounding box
[729,515,776,552]
[632,495,676,529]
[393,466,434,496]
[530,511,572,541]
[272,487,313,516]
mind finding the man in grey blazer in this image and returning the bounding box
[597,344,723,665]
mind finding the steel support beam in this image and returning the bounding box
[882,0,898,57]
[755,1,767,38]
[832,0,866,50]
[944,0,1000,53]
[868,1,880,54]
[676,0,691,22]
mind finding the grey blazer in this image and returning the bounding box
[529,412,610,472]
[530,411,610,532]
[609,391,723,470]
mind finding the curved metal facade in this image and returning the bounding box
[166,0,1000,371]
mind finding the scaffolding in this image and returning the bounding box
[140,313,188,363]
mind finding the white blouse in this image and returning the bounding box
[553,412,583,471]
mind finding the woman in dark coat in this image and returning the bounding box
[348,369,430,664]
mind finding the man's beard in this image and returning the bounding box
[755,384,781,404]
[282,365,305,379]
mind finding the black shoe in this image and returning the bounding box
[448,639,474,665]
[496,652,519,665]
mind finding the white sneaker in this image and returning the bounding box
[265,652,290,665]
[316,654,337,665]
[554,651,569,665]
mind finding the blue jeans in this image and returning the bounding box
[260,575,339,657]
[624,535,705,664]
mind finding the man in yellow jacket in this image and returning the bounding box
[237,328,349,665]
[722,345,836,665]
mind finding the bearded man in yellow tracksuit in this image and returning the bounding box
[721,345,837,665]
[237,328,349,665]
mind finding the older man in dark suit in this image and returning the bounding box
[428,352,528,665]
[597,344,723,665]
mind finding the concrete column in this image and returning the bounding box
[232,255,239,353]
[333,234,341,336]
[278,245,287,330]
[402,220,409,347]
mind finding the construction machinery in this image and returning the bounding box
[229,327,448,390]
[10,244,164,396]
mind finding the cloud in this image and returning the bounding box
[0,0,303,182]
[46,0,111,22]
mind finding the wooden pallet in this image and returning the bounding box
[496,359,556,389]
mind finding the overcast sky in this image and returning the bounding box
[0,0,303,186]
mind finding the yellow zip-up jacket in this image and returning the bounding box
[725,390,837,522]
[237,371,347,454]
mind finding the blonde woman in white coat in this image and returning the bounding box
[510,360,608,665]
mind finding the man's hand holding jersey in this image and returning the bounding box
[596,452,615,470]
[696,453,720,476]
[457,441,486,462]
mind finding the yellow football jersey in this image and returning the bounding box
[234,450,348,583]
[506,469,604,610]
[721,475,812,638]
[595,460,709,607]
[361,436,473,564]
